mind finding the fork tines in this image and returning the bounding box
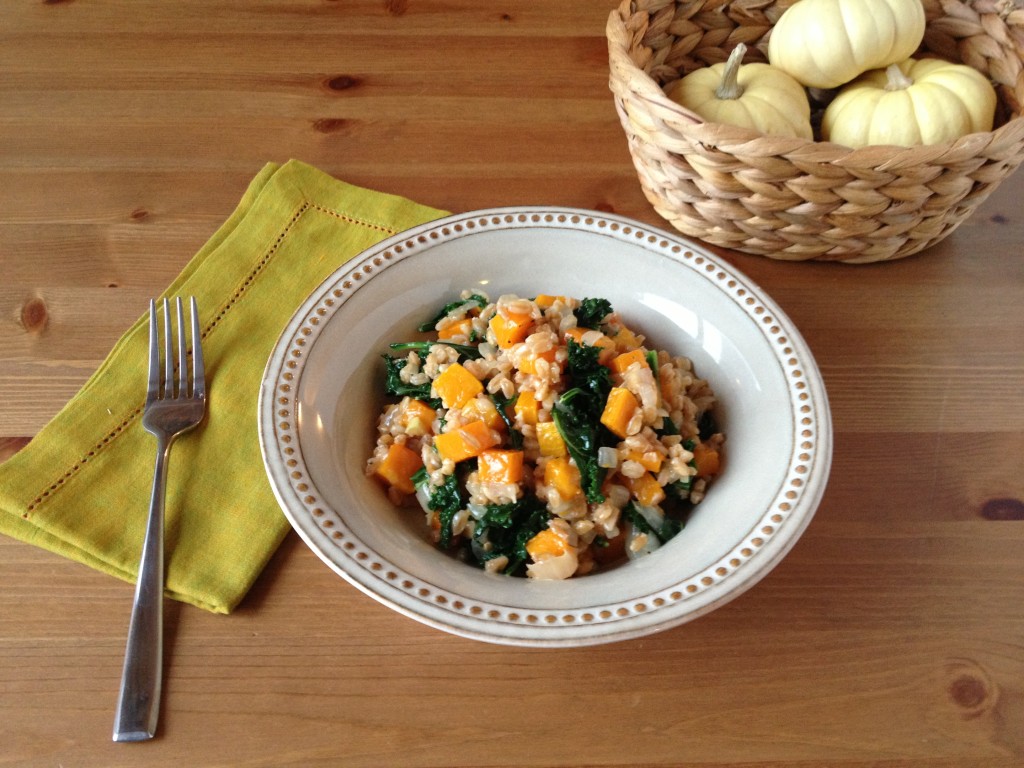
[147,297,205,402]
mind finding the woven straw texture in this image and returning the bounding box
[607,0,1024,262]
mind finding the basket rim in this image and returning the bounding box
[605,3,1024,162]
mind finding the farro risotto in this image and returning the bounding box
[365,291,724,580]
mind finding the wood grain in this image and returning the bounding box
[1,1,1022,766]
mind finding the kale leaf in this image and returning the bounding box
[624,501,684,544]
[471,498,549,575]
[389,340,482,361]
[573,297,613,330]
[417,294,489,332]
[698,410,719,441]
[656,415,680,437]
[382,355,436,402]
[382,339,480,401]
[490,392,523,449]
[413,467,463,549]
[565,339,611,411]
[646,349,659,376]
[552,387,607,504]
[550,340,614,503]
[667,476,692,496]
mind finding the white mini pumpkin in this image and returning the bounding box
[768,0,926,89]
[665,43,813,139]
[822,58,998,147]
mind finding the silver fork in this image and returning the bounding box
[113,297,206,742]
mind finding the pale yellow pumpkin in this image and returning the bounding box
[665,43,813,139]
[821,58,997,147]
[768,0,926,89]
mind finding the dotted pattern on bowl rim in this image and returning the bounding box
[268,210,825,631]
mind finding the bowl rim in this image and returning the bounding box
[258,206,833,646]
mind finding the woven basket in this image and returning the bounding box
[607,0,1024,262]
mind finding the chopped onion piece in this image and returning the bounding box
[633,503,665,532]
[526,550,579,580]
[415,484,432,513]
[598,446,619,469]
[625,524,661,560]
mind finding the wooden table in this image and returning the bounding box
[2,2,1022,766]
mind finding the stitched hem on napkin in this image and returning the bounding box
[0,160,448,613]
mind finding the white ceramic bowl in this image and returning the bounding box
[258,207,831,647]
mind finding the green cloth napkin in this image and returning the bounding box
[0,160,447,613]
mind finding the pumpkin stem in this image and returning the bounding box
[884,63,914,91]
[714,43,747,100]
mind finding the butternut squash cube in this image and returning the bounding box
[437,317,473,340]
[432,362,483,410]
[461,395,505,431]
[489,310,533,348]
[374,443,423,495]
[610,348,649,375]
[434,420,498,463]
[526,527,569,559]
[534,294,568,309]
[628,472,666,507]
[625,449,662,473]
[513,391,540,426]
[517,346,557,375]
[611,326,642,352]
[477,449,524,484]
[600,386,639,439]
[693,442,721,478]
[544,456,581,499]
[563,327,586,345]
[536,421,567,457]
[400,398,437,437]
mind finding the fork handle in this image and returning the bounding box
[113,434,171,742]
